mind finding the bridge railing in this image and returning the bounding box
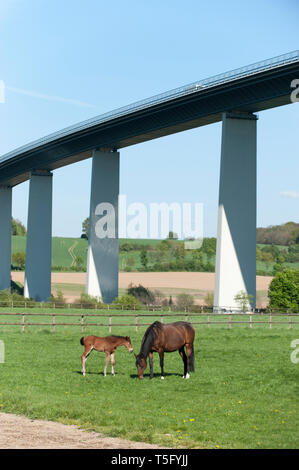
[1,50,298,164]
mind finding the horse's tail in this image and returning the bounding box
[189,345,195,372]
[80,337,85,346]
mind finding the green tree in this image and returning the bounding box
[140,248,148,270]
[12,252,26,269]
[268,269,299,312]
[234,291,253,313]
[167,231,178,240]
[204,292,214,307]
[82,217,89,239]
[127,283,155,305]
[176,293,194,311]
[12,218,26,236]
[112,294,142,310]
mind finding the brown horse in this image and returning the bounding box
[135,321,195,380]
[80,335,133,376]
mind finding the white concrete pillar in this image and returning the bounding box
[0,186,12,291]
[24,170,53,301]
[214,112,257,311]
[86,150,119,303]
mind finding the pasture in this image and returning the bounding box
[0,311,298,449]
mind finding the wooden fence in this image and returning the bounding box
[0,312,298,333]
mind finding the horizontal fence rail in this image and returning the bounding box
[0,300,294,314]
[0,312,298,333]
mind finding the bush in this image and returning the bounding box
[204,292,214,307]
[50,290,67,308]
[127,283,155,305]
[112,294,142,310]
[12,252,26,269]
[176,293,194,311]
[77,293,102,308]
[0,288,34,307]
[268,269,299,312]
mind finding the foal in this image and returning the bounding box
[80,335,133,376]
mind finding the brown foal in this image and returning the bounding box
[80,335,133,376]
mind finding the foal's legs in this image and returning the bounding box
[104,352,110,376]
[179,347,188,379]
[111,353,116,376]
[81,347,93,376]
[159,351,165,380]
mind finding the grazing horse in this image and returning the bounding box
[80,335,133,376]
[135,321,195,380]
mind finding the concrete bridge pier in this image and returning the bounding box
[86,150,119,303]
[24,170,53,301]
[214,112,257,311]
[0,186,12,291]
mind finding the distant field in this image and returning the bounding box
[12,236,297,275]
[11,271,272,307]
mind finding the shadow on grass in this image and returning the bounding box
[130,372,183,379]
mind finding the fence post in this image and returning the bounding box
[229,314,232,329]
[208,315,210,328]
[22,314,25,332]
[250,314,252,328]
[135,316,138,333]
[288,314,292,330]
[81,315,85,333]
[109,316,112,333]
[52,314,55,333]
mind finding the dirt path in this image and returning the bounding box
[0,412,163,449]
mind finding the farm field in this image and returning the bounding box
[11,235,298,275]
[0,318,298,449]
[11,271,273,307]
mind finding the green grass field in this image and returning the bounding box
[0,315,298,449]
[12,235,298,274]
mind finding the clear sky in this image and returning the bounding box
[0,0,298,238]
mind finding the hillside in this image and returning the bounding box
[257,221,299,245]
[11,234,299,276]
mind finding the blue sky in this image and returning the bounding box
[0,0,298,237]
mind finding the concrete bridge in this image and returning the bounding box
[1,50,298,307]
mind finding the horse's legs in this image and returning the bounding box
[149,352,154,379]
[179,347,188,378]
[159,351,165,379]
[104,352,110,376]
[111,353,115,376]
[81,347,93,376]
[185,344,194,379]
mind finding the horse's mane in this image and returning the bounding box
[139,321,163,359]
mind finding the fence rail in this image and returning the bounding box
[0,312,298,333]
[0,300,296,314]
